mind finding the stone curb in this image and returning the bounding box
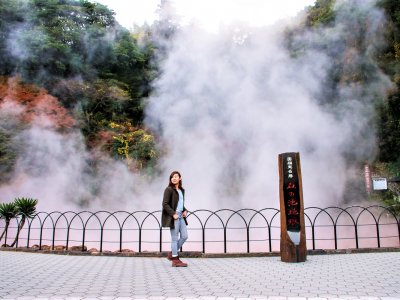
[0,246,399,257]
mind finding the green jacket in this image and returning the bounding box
[162,186,187,228]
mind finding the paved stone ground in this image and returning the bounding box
[0,251,399,300]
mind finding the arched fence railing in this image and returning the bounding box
[0,205,399,253]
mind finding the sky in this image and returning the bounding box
[95,0,316,32]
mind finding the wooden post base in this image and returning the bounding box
[280,232,307,263]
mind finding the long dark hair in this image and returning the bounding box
[168,170,183,189]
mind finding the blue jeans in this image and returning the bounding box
[170,216,188,256]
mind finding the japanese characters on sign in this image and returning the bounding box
[282,153,301,232]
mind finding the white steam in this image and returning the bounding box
[145,0,392,210]
[0,118,161,211]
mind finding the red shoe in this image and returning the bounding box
[167,252,173,261]
[177,257,188,267]
[171,257,188,267]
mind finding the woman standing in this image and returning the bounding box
[162,171,189,267]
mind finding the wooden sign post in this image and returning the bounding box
[278,152,307,262]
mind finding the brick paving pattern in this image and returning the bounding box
[0,251,399,300]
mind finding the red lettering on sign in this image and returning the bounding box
[287,198,298,206]
[287,219,299,226]
[287,182,296,189]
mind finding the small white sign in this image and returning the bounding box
[372,178,387,190]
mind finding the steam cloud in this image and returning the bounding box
[0,0,393,212]
[145,0,392,210]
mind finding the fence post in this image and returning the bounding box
[82,227,86,252]
[159,228,163,252]
[376,223,381,248]
[26,223,31,248]
[139,228,142,252]
[334,224,338,250]
[120,228,123,252]
[268,225,272,252]
[223,227,227,253]
[202,228,205,253]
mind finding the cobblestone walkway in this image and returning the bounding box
[0,251,399,300]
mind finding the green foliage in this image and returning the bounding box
[0,202,18,221]
[109,121,158,171]
[387,159,400,177]
[369,190,400,215]
[376,0,400,169]
[305,0,335,27]
[0,0,155,120]
[14,197,38,218]
[368,162,400,215]
[293,0,386,107]
[0,201,18,243]
[64,78,142,143]
[0,0,158,169]
[377,0,400,30]
[377,89,400,163]
[0,0,29,74]
[0,130,17,182]
[287,0,400,208]
[300,0,400,171]
[9,197,38,247]
[0,198,37,246]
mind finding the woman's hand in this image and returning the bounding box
[173,214,179,220]
[182,211,188,218]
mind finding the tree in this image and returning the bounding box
[109,121,157,171]
[305,0,335,27]
[10,197,38,247]
[376,0,400,176]
[378,89,400,163]
[0,0,31,75]
[0,202,18,245]
[0,130,17,182]
[0,0,116,83]
[0,0,158,147]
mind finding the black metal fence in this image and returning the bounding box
[1,205,399,253]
